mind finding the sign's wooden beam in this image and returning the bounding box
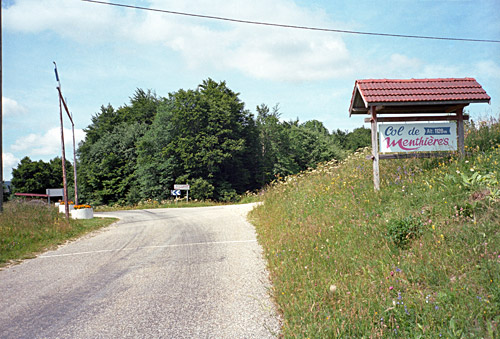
[364,115,469,123]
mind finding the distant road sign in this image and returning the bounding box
[171,190,181,196]
[46,188,64,197]
[174,184,190,190]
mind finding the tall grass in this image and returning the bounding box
[0,200,116,266]
[251,117,500,337]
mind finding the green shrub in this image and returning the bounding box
[219,189,239,202]
[190,178,215,200]
[386,216,424,249]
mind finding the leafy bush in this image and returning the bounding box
[190,178,214,201]
[386,216,424,249]
[218,189,239,202]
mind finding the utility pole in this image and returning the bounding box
[54,63,79,209]
[71,112,78,205]
[1,4,4,212]
[54,62,69,219]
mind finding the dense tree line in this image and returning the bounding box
[11,157,73,195]
[11,79,370,205]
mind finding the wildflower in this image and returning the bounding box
[389,286,394,290]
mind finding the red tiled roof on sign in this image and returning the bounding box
[358,78,490,104]
[349,77,491,115]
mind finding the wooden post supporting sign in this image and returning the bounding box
[456,106,465,156]
[370,106,380,191]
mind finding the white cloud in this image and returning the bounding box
[11,127,86,157]
[350,53,467,80]
[370,56,500,83]
[474,60,500,80]
[2,97,27,117]
[418,64,463,79]
[389,54,423,72]
[3,0,121,42]
[4,0,352,82]
[2,152,20,181]
[141,0,352,81]
[222,28,351,81]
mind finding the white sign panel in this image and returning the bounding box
[46,188,64,197]
[379,122,457,153]
[174,184,190,190]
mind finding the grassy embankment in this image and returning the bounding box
[0,201,116,267]
[251,119,500,337]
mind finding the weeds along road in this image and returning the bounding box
[0,204,280,338]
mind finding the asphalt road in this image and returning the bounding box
[0,204,280,338]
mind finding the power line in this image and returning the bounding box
[81,0,500,44]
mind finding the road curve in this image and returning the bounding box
[0,204,280,338]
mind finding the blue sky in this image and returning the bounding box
[3,0,499,180]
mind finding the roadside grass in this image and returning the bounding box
[251,119,500,337]
[0,200,116,267]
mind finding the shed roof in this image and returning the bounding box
[349,78,490,115]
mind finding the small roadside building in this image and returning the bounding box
[348,77,491,190]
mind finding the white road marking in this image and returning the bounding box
[39,239,258,258]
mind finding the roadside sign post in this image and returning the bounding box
[174,184,190,202]
[348,78,490,191]
[46,188,64,204]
